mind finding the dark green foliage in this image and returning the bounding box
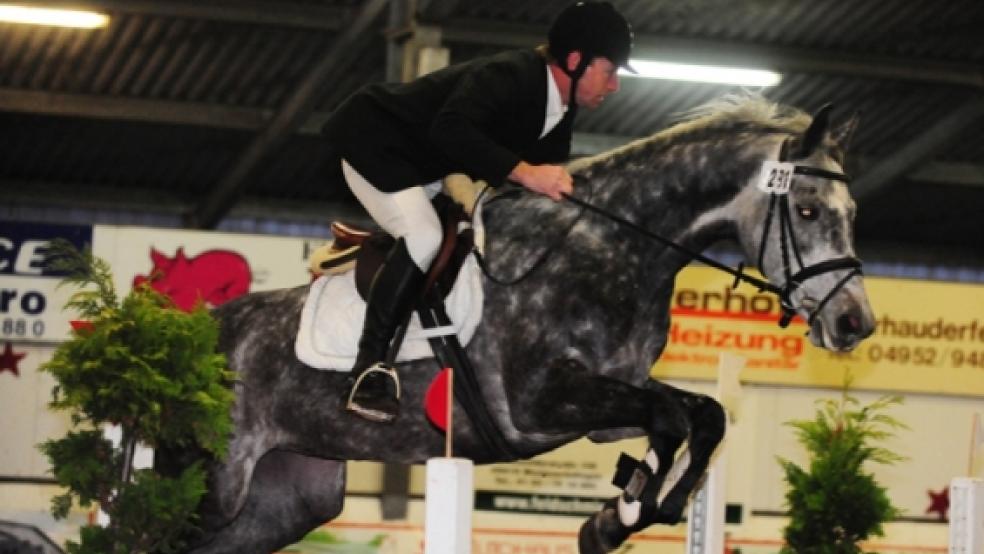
[38,240,234,553]
[39,430,117,518]
[778,387,906,554]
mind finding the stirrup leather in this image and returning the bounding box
[346,362,402,410]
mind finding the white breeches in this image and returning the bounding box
[341,159,442,271]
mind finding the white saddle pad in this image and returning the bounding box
[294,254,484,371]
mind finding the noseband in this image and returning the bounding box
[756,137,862,328]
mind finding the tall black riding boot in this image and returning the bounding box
[346,238,424,423]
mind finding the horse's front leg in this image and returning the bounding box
[578,380,726,553]
[646,381,727,522]
[203,382,277,523]
[514,360,726,553]
[511,359,695,551]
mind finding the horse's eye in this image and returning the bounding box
[796,205,819,221]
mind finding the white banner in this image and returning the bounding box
[91,224,323,305]
[0,221,93,343]
[0,274,76,342]
[1,221,327,342]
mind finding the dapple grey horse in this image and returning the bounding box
[175,94,875,553]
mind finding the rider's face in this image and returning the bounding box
[568,53,620,110]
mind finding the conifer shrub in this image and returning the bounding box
[39,240,234,554]
[778,386,906,554]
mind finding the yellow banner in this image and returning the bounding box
[651,266,984,397]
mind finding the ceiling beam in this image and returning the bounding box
[0,87,270,129]
[908,161,984,187]
[17,0,350,31]
[853,98,984,200]
[440,20,984,89]
[188,0,390,229]
[0,181,369,225]
[4,90,982,190]
[417,0,461,21]
[385,0,413,83]
[0,181,192,213]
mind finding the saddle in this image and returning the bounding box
[300,182,514,456]
[311,194,475,303]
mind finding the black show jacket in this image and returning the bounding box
[322,49,575,192]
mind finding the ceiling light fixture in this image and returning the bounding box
[622,60,782,87]
[0,4,109,28]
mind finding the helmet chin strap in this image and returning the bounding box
[562,55,591,115]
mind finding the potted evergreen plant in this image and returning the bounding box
[38,241,234,554]
[777,384,907,554]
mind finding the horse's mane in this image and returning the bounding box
[667,92,810,137]
[570,93,811,171]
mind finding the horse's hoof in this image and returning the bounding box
[577,514,609,554]
[578,502,629,553]
[652,495,686,525]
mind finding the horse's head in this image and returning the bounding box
[735,104,874,352]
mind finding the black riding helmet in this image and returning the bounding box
[547,1,636,78]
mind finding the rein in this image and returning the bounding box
[562,186,778,294]
[473,182,591,286]
[479,136,862,329]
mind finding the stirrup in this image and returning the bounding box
[346,362,401,417]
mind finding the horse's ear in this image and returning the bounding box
[797,103,833,158]
[830,111,860,150]
[827,111,860,165]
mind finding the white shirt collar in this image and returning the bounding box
[541,65,567,139]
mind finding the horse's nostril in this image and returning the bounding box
[836,313,861,335]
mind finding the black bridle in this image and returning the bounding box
[754,137,861,328]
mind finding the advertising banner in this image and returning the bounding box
[0,222,92,343]
[91,224,321,303]
[471,436,646,518]
[652,266,984,397]
[0,221,325,342]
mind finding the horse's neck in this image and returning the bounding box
[582,137,768,253]
[478,133,780,294]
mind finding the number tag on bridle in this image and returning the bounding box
[757,161,795,195]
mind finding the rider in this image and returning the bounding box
[322,1,635,423]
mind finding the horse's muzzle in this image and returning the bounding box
[810,306,875,352]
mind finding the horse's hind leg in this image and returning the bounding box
[189,450,346,554]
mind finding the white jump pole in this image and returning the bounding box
[685,352,745,554]
[424,370,474,554]
[96,424,154,526]
[949,477,984,554]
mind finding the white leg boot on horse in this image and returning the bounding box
[346,238,424,423]
[577,388,727,554]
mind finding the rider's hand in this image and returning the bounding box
[509,161,573,201]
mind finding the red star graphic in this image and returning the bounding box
[926,486,949,521]
[0,342,27,377]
